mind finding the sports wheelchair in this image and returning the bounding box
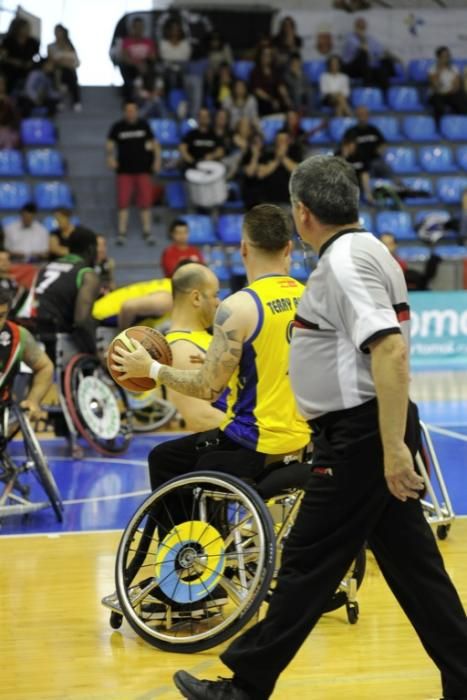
[102,460,366,653]
[0,400,63,522]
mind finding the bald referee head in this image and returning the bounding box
[289,154,360,253]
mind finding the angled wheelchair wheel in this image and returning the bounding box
[63,354,132,455]
[115,470,276,653]
[126,388,177,433]
[14,405,63,522]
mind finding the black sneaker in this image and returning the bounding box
[116,234,126,246]
[143,232,155,245]
[174,671,251,700]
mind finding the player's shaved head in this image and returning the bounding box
[171,262,212,301]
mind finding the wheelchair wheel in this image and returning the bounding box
[321,546,366,615]
[15,405,63,522]
[64,354,132,456]
[127,389,177,433]
[115,470,276,653]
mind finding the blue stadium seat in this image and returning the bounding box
[389,62,406,84]
[436,176,467,204]
[212,264,231,282]
[42,214,80,232]
[456,145,467,172]
[396,246,430,262]
[0,182,31,209]
[35,182,73,209]
[182,214,218,245]
[402,115,438,141]
[359,211,373,230]
[300,117,330,144]
[402,177,437,205]
[419,145,456,173]
[167,88,187,115]
[230,249,245,276]
[207,248,227,265]
[384,146,420,174]
[218,287,232,300]
[159,149,182,178]
[260,117,284,144]
[232,60,254,82]
[369,116,402,142]
[440,115,467,142]
[434,244,467,259]
[217,214,244,245]
[328,117,356,143]
[26,149,65,177]
[290,260,308,281]
[165,181,187,209]
[180,118,198,137]
[387,87,423,112]
[351,87,385,111]
[376,211,416,240]
[302,60,326,83]
[408,59,434,82]
[20,118,57,146]
[149,118,180,146]
[0,150,24,176]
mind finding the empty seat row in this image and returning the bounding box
[181,213,244,246]
[384,145,467,173]
[372,175,467,204]
[0,181,73,210]
[20,118,57,146]
[0,149,65,177]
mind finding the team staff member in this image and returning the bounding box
[106,101,161,246]
[0,288,53,420]
[166,262,225,432]
[111,203,310,492]
[173,155,467,700]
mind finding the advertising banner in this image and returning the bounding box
[410,291,467,369]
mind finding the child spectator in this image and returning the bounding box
[320,55,352,116]
[4,203,50,262]
[161,219,204,277]
[47,24,81,111]
[0,18,40,93]
[222,79,259,129]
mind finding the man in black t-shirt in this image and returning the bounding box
[342,105,391,178]
[106,102,161,245]
[179,108,225,166]
[255,130,302,205]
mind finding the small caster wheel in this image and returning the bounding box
[110,611,123,629]
[437,524,450,540]
[346,601,359,625]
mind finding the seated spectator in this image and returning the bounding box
[225,116,259,179]
[179,107,225,167]
[249,45,292,116]
[283,52,313,113]
[283,109,306,147]
[161,219,205,278]
[47,24,81,111]
[18,58,61,118]
[222,79,259,129]
[240,131,266,209]
[95,235,116,295]
[0,74,20,148]
[0,17,40,93]
[160,18,191,92]
[4,203,50,262]
[205,31,233,89]
[342,105,391,178]
[380,232,441,291]
[137,75,170,119]
[49,207,76,259]
[428,47,467,127]
[272,16,303,69]
[119,16,157,101]
[256,130,301,204]
[211,62,234,108]
[214,108,233,155]
[342,16,396,92]
[320,55,352,116]
[335,134,375,204]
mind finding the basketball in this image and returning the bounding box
[107,326,172,392]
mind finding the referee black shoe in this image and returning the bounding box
[174,671,251,699]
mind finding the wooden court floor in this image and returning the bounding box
[2,520,467,700]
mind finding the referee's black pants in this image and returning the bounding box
[222,400,467,700]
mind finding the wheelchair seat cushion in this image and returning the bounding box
[255,461,312,499]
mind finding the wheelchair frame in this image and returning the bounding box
[418,420,455,540]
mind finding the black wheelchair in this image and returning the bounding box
[102,461,366,653]
[0,400,63,522]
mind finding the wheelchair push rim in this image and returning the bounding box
[63,354,132,456]
[115,470,276,652]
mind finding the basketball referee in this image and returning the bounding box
[173,155,467,700]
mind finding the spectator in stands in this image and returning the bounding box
[342,16,396,92]
[320,55,352,117]
[428,47,467,127]
[49,207,76,259]
[272,16,303,69]
[205,31,233,92]
[0,74,20,148]
[214,108,233,155]
[255,130,301,205]
[380,232,441,291]
[283,109,306,147]
[224,116,260,179]
[161,219,205,278]
[137,75,170,119]
[211,62,234,109]
[47,24,81,112]
[179,107,225,167]
[4,203,49,262]
[119,16,157,101]
[336,134,375,204]
[342,105,390,178]
[18,58,61,118]
[95,235,116,295]
[283,52,313,113]
[0,17,40,93]
[107,101,161,246]
[160,18,191,97]
[222,79,259,129]
[250,45,292,116]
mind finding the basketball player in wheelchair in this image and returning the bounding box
[105,204,366,650]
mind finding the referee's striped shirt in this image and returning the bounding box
[290,228,410,420]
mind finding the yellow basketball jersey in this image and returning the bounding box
[221,275,310,454]
[166,329,212,353]
[92,278,172,325]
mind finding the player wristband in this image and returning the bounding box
[149,360,162,382]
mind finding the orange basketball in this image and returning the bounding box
[107,326,172,392]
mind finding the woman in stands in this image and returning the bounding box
[0,17,40,93]
[428,46,467,126]
[272,15,303,69]
[222,78,259,129]
[47,24,82,112]
[249,45,292,117]
[319,55,352,117]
